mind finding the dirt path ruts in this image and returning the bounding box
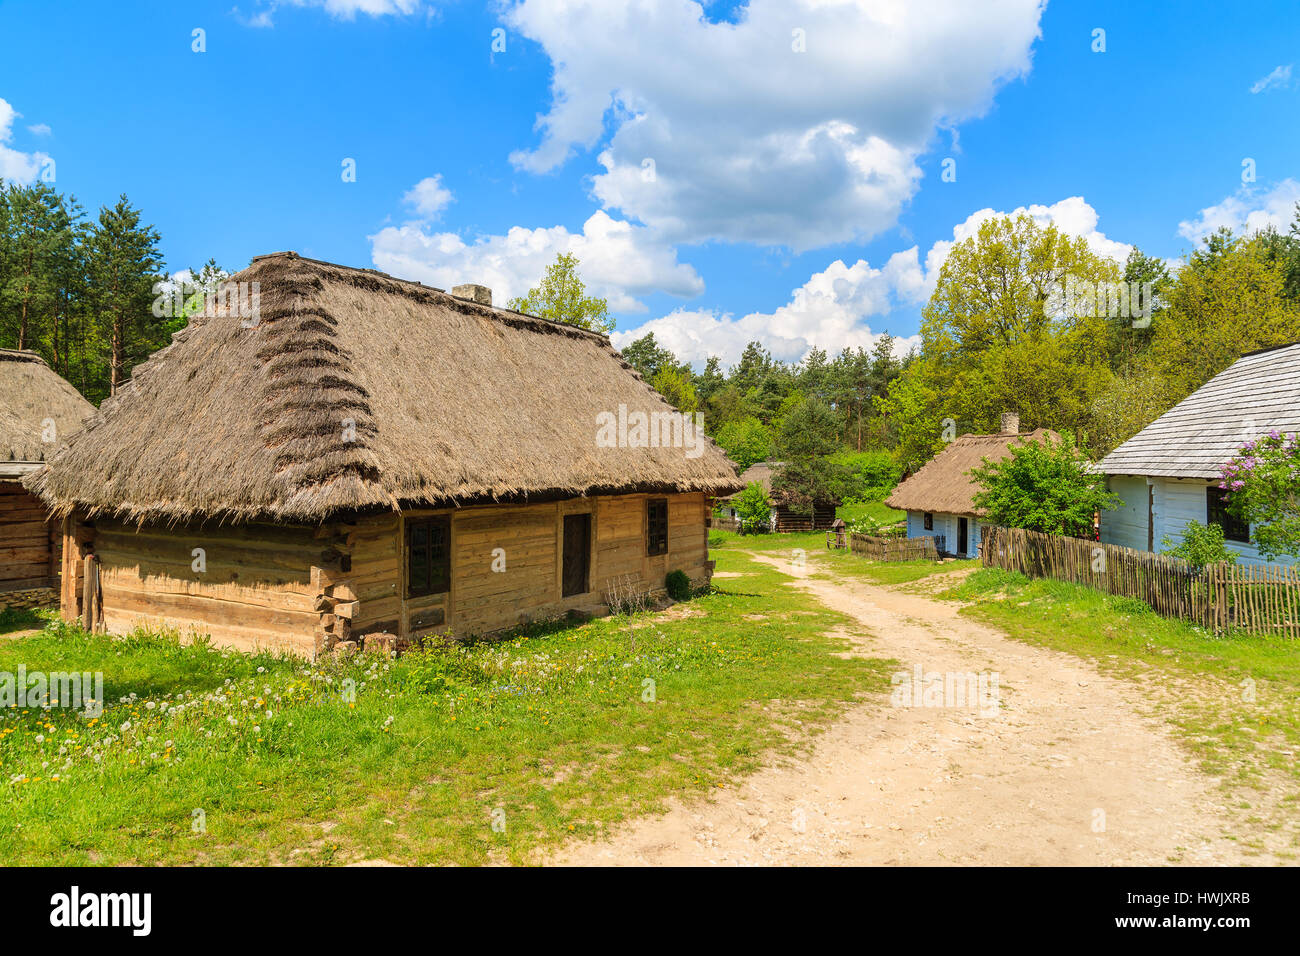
[551,552,1262,866]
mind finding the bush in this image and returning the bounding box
[1161,520,1237,570]
[832,450,902,501]
[665,569,691,602]
[734,481,771,533]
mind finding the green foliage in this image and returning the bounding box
[771,397,845,511]
[1220,431,1300,559]
[506,251,613,334]
[831,450,902,501]
[649,365,698,412]
[714,417,773,471]
[0,179,172,403]
[664,569,691,601]
[734,481,771,532]
[970,433,1117,536]
[1161,521,1238,570]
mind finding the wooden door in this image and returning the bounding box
[957,517,968,556]
[562,513,591,597]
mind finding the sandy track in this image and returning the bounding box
[551,552,1258,866]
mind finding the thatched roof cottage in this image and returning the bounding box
[886,414,1055,557]
[29,253,742,654]
[0,349,93,603]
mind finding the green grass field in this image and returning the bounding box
[0,547,893,865]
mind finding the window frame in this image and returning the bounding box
[646,498,669,556]
[1206,486,1250,544]
[406,515,451,598]
[923,512,934,531]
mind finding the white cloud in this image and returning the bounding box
[1177,179,1300,244]
[236,0,422,27]
[612,252,925,369]
[612,195,1129,369]
[0,97,52,185]
[369,208,704,313]
[26,122,51,136]
[1250,64,1292,94]
[403,175,453,219]
[504,0,1046,250]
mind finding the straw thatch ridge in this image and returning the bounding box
[28,252,743,522]
[885,428,1057,515]
[0,349,94,469]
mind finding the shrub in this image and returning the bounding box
[665,569,691,602]
[969,433,1118,536]
[734,481,771,533]
[1161,520,1237,570]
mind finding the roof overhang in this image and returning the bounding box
[0,462,40,480]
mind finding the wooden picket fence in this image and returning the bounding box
[850,533,943,563]
[981,525,1300,637]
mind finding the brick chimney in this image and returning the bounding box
[1000,411,1021,436]
[452,283,492,306]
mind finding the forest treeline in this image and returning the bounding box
[620,207,1300,491]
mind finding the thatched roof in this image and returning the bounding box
[886,429,1056,515]
[1098,342,1300,479]
[0,349,94,476]
[28,253,742,522]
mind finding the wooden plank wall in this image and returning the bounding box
[90,517,321,654]
[0,480,55,591]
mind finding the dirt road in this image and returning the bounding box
[552,553,1261,866]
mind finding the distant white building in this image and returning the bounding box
[886,413,1056,559]
[1096,342,1300,567]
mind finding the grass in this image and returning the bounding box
[944,568,1300,851]
[0,547,893,865]
[837,499,904,527]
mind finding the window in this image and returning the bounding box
[1207,487,1250,544]
[407,516,451,597]
[923,512,934,531]
[647,498,668,555]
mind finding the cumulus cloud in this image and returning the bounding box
[1249,64,1292,94]
[612,195,1130,370]
[1177,179,1300,244]
[403,175,453,219]
[504,0,1045,250]
[370,207,704,313]
[0,97,52,184]
[612,252,926,369]
[236,0,422,27]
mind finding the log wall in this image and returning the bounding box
[69,491,715,656]
[73,517,321,654]
[0,480,57,592]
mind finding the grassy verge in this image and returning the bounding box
[944,568,1300,851]
[837,499,904,526]
[0,547,892,866]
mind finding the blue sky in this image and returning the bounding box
[2,0,1298,368]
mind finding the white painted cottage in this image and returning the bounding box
[886,414,1056,559]
[1096,342,1300,567]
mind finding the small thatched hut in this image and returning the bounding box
[723,461,839,532]
[0,349,93,605]
[29,253,742,654]
[886,414,1056,558]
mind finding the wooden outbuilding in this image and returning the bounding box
[724,461,839,532]
[886,414,1056,558]
[28,253,743,654]
[0,349,93,606]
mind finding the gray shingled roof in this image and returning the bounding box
[1097,342,1300,479]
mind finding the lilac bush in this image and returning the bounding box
[1219,431,1300,559]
